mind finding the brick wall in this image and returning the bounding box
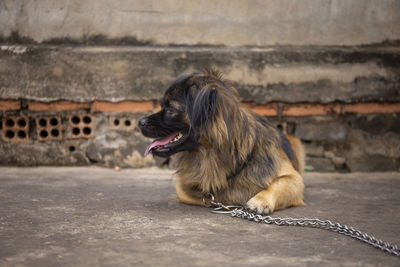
[1,99,399,171]
[1,42,399,171]
[1,1,400,172]
[3,100,397,115]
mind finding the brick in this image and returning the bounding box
[0,100,21,111]
[29,101,90,112]
[68,114,94,139]
[343,103,400,114]
[35,116,63,141]
[2,116,29,142]
[242,102,278,116]
[283,104,341,116]
[92,101,154,112]
[154,103,162,112]
[109,116,137,131]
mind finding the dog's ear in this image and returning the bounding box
[187,85,218,131]
[186,84,235,148]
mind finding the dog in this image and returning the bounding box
[138,70,305,214]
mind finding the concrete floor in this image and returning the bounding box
[0,167,399,266]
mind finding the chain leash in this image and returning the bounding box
[204,194,400,258]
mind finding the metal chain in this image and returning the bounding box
[206,195,400,258]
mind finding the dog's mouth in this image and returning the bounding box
[144,131,187,156]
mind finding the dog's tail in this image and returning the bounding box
[287,135,305,174]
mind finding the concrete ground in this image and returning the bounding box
[0,167,399,266]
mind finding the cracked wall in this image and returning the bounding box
[1,0,400,46]
[0,1,399,171]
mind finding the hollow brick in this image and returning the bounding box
[343,103,400,114]
[92,101,154,112]
[0,100,21,111]
[282,104,341,116]
[29,101,90,112]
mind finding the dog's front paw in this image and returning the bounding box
[246,196,272,215]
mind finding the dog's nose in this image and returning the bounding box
[138,118,148,128]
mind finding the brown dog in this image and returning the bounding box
[138,70,305,214]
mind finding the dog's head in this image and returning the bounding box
[138,70,241,157]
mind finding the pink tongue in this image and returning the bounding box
[144,132,179,156]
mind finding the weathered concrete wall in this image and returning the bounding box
[0,111,157,168]
[0,44,399,171]
[1,0,400,46]
[1,45,399,104]
[1,98,400,171]
[1,1,399,171]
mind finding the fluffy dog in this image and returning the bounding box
[138,70,305,214]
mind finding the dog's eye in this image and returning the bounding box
[165,107,176,116]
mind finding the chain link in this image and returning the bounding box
[207,195,400,258]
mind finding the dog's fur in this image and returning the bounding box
[139,70,305,214]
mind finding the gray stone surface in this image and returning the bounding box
[85,115,156,168]
[305,157,336,172]
[303,143,324,157]
[86,131,155,168]
[0,167,399,266]
[344,129,400,172]
[1,0,400,46]
[295,121,349,142]
[346,130,400,159]
[346,156,400,172]
[0,112,161,168]
[289,115,400,172]
[1,112,399,172]
[0,45,399,104]
[0,141,90,166]
[345,114,400,136]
